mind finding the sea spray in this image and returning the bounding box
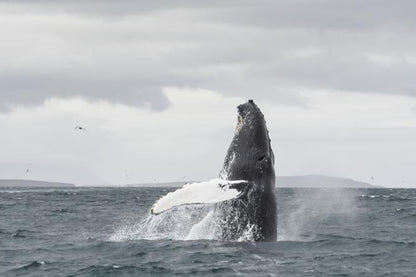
[110,186,359,242]
[110,204,214,241]
[278,188,358,241]
[185,210,217,240]
[110,204,269,242]
[109,178,258,241]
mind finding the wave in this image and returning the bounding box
[359,194,412,201]
[74,262,236,275]
[73,264,171,275]
[0,190,28,194]
[399,214,416,220]
[20,261,45,269]
[11,229,38,238]
[365,239,416,246]
[4,260,46,275]
[51,208,75,213]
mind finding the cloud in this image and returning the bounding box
[1,1,416,111]
[0,72,170,111]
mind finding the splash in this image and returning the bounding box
[109,202,264,242]
[278,188,358,241]
[185,210,217,240]
[109,204,216,241]
[109,179,259,242]
[109,185,359,242]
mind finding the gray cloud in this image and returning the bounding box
[8,0,416,29]
[0,73,170,111]
[1,1,416,111]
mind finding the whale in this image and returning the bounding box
[151,100,277,241]
[216,99,277,241]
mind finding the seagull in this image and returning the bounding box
[26,163,32,173]
[75,126,87,132]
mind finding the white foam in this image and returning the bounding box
[185,210,216,240]
[151,178,245,214]
[109,204,213,241]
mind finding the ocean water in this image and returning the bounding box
[1,186,416,276]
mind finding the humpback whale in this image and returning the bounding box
[216,99,276,241]
[151,100,277,242]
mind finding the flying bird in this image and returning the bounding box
[75,126,87,132]
[26,163,32,173]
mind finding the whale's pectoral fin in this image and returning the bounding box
[219,181,249,191]
[227,181,250,190]
[228,181,254,200]
[151,179,248,215]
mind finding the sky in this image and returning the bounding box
[0,1,415,187]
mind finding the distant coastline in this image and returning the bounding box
[0,179,75,187]
[0,175,381,188]
[123,175,381,188]
[276,175,381,188]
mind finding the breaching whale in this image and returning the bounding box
[216,99,277,241]
[151,100,277,241]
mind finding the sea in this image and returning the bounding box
[1,186,415,276]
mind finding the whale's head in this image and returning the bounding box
[221,100,274,181]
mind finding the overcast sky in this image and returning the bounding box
[1,1,415,187]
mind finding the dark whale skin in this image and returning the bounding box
[216,100,277,242]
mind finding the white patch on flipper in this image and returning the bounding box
[151,178,246,215]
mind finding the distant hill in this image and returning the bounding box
[124,181,188,188]
[0,176,378,188]
[276,175,380,188]
[0,179,75,187]
[126,175,380,188]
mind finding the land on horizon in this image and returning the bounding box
[0,175,381,188]
[0,179,75,187]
